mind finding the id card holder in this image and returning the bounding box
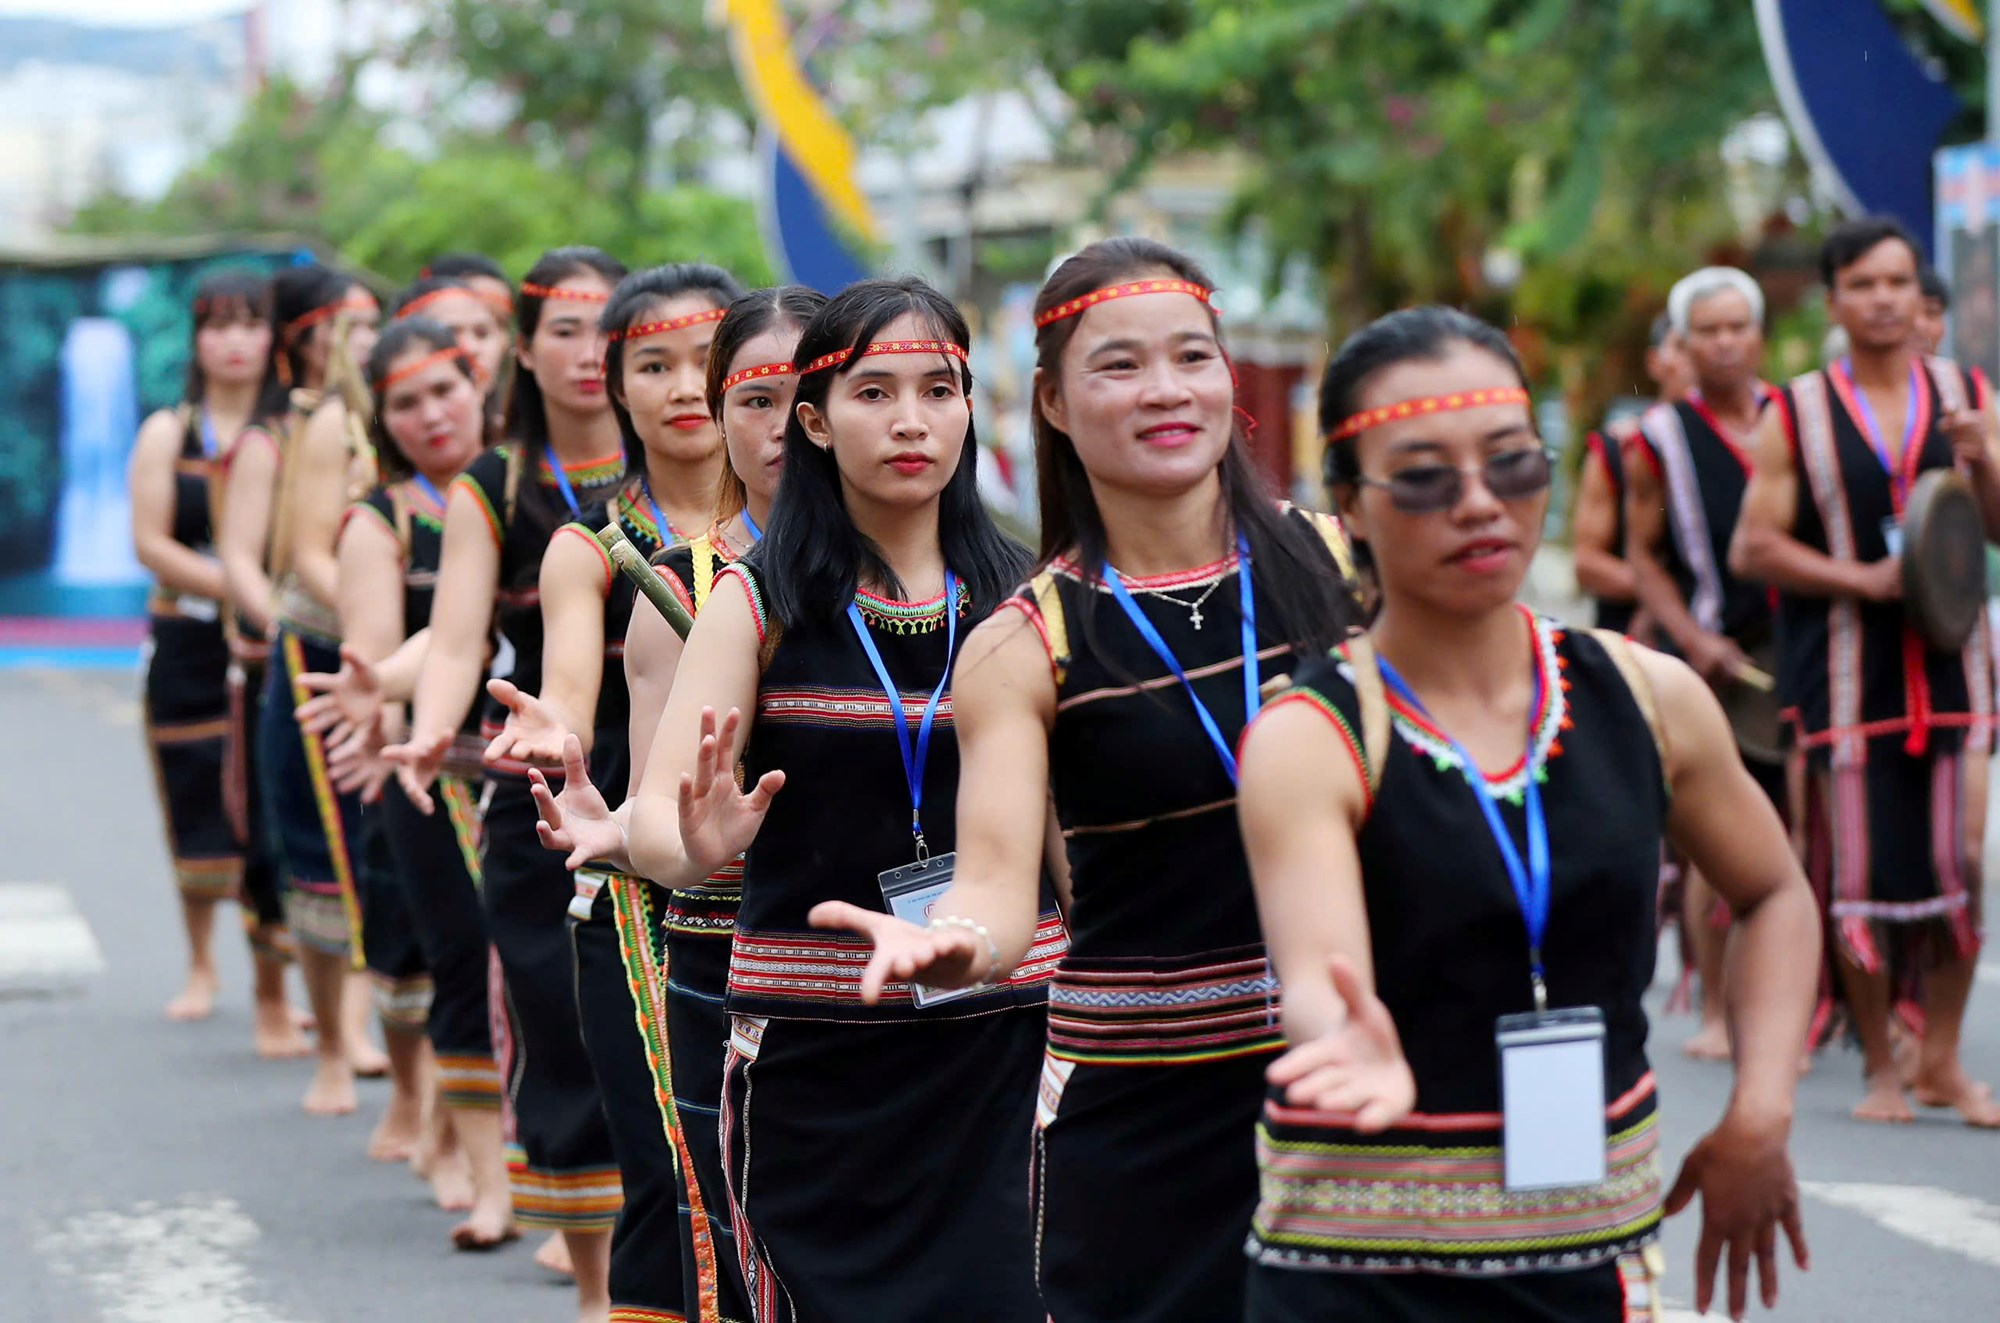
[1495,1006,1607,1191]
[1881,516,1905,559]
[878,852,970,1008]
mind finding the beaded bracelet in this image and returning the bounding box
[928,914,1003,988]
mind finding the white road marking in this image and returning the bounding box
[37,1196,303,1323]
[1802,1182,2000,1270]
[0,882,104,992]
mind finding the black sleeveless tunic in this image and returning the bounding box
[451,442,627,776]
[1634,393,1772,646]
[1247,613,1665,1315]
[724,562,1065,1022]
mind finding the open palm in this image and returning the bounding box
[529,735,628,870]
[678,706,784,879]
[484,678,571,767]
[295,644,382,748]
[1267,956,1416,1132]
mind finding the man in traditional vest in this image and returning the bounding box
[1626,267,1781,1062]
[1733,217,2000,1126]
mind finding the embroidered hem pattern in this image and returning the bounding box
[1046,947,1284,1065]
[727,912,1067,1011]
[1247,1076,1663,1274]
[505,1146,624,1231]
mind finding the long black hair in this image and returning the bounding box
[752,276,1029,629]
[1319,305,1528,490]
[421,251,508,285]
[1032,236,1355,657]
[704,285,827,527]
[364,317,483,483]
[502,246,628,463]
[183,268,273,406]
[253,265,349,426]
[600,263,745,474]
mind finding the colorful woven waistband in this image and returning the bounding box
[729,911,1067,1009]
[1046,948,1282,1065]
[1249,1073,1662,1276]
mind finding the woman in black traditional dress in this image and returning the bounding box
[488,261,743,1323]
[625,278,1055,1323]
[332,316,514,1240]
[130,270,274,1029]
[387,246,629,1312]
[532,283,824,1323]
[823,238,1360,1323]
[1234,306,1819,1321]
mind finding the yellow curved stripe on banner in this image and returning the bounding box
[712,0,879,242]
[1921,0,1984,42]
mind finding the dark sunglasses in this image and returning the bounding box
[1356,446,1555,514]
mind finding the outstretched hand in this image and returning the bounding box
[528,734,628,871]
[1266,955,1416,1133]
[484,677,573,768]
[1665,1114,1808,1319]
[381,725,453,815]
[677,706,784,879]
[294,644,383,749]
[808,901,990,1004]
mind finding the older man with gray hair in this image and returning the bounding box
[1625,265,1782,1062]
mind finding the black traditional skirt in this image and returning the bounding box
[482,774,621,1231]
[1246,1251,1662,1322]
[258,629,365,958]
[721,1008,1047,1323]
[574,876,687,1319]
[355,803,430,1034]
[141,611,240,899]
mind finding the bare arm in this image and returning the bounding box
[370,628,431,704]
[526,530,610,757]
[217,429,281,637]
[623,573,688,795]
[627,578,769,889]
[283,403,353,612]
[1942,388,2000,540]
[1624,438,1745,681]
[407,484,501,749]
[1571,444,1635,603]
[335,511,407,666]
[1729,406,1896,602]
[129,411,226,601]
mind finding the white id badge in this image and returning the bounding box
[1496,1007,1607,1191]
[878,853,972,1008]
[1881,516,1905,558]
[178,593,220,623]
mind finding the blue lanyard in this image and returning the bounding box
[643,486,671,545]
[1102,532,1258,784]
[741,507,764,543]
[1839,358,1923,503]
[410,473,445,508]
[845,570,960,859]
[1376,653,1553,1011]
[198,407,220,459]
[546,453,582,516]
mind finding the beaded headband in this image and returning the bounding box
[800,339,968,375]
[379,346,472,391]
[721,361,796,391]
[1034,279,1216,330]
[1326,387,1533,444]
[519,281,610,304]
[394,287,483,323]
[607,307,727,342]
[283,292,377,340]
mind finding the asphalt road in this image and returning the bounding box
[4,663,2000,1322]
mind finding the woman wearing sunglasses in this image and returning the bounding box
[1234,306,1819,1321]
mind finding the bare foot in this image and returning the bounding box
[165,968,218,1022]
[1853,1072,1916,1124]
[450,1201,520,1252]
[535,1231,576,1278]
[1910,1065,2000,1128]
[253,998,311,1059]
[1681,1020,1732,1061]
[348,1041,390,1079]
[429,1148,475,1212]
[367,1095,425,1162]
[302,1059,358,1116]
[292,1005,317,1033]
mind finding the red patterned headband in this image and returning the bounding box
[607,308,727,342]
[284,292,377,340]
[1326,387,1533,444]
[721,361,796,392]
[800,340,968,375]
[379,346,472,391]
[1035,279,1217,330]
[395,287,485,323]
[520,281,609,304]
